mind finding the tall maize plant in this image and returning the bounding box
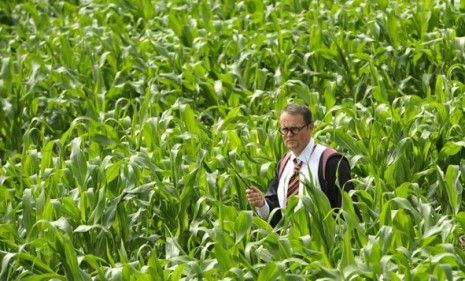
[1,0,465,280]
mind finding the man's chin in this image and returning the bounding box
[286,142,297,149]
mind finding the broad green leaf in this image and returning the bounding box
[22,188,34,234]
[234,210,252,244]
[444,165,462,214]
[70,137,87,187]
[180,104,201,135]
[214,241,233,271]
[440,141,465,157]
[257,262,279,281]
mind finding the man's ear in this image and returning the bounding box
[308,123,315,131]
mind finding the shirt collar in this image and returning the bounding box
[290,138,315,163]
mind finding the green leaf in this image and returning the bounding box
[55,232,89,280]
[257,262,279,281]
[440,141,465,157]
[180,104,201,135]
[340,228,355,268]
[444,165,462,214]
[74,224,107,233]
[214,241,233,271]
[70,137,87,187]
[22,188,34,234]
[234,210,252,244]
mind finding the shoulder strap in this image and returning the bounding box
[278,152,291,179]
[321,147,339,181]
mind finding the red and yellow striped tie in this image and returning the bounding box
[287,158,303,199]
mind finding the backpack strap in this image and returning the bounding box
[321,147,338,182]
[278,152,291,179]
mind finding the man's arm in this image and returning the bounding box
[263,175,282,226]
[246,164,283,227]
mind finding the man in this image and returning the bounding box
[246,104,353,227]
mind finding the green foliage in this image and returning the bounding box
[1,0,465,279]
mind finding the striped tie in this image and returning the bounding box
[287,158,303,199]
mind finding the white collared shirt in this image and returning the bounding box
[256,138,326,220]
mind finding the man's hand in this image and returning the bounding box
[246,186,265,208]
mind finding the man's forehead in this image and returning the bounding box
[279,112,304,123]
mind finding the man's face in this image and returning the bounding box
[279,112,313,155]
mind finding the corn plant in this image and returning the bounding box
[1,0,465,280]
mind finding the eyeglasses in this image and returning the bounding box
[279,124,308,135]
